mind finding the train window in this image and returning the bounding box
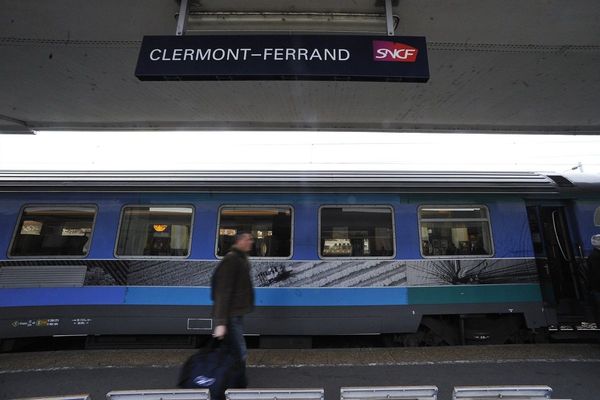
[217,206,292,258]
[115,206,193,257]
[10,206,96,257]
[319,206,395,258]
[595,207,600,226]
[419,206,493,257]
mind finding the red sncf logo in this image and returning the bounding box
[372,40,418,62]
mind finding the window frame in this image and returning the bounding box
[114,204,195,259]
[215,204,295,260]
[595,206,600,227]
[8,204,99,259]
[318,204,396,260]
[417,204,495,259]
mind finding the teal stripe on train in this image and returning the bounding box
[0,285,541,307]
[408,284,543,304]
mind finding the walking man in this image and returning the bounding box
[212,232,255,388]
[588,234,600,324]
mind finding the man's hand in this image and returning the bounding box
[213,325,227,339]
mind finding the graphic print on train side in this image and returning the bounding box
[0,258,539,287]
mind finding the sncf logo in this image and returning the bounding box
[372,40,418,62]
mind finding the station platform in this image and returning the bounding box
[1,344,600,399]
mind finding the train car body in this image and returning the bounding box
[0,171,598,344]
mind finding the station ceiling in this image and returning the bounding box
[1,0,599,134]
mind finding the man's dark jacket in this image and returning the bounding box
[211,247,255,326]
[588,248,600,292]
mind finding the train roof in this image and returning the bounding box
[0,170,599,195]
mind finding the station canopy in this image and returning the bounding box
[1,0,599,134]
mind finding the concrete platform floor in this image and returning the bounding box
[1,344,600,399]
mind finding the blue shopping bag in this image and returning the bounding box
[178,340,241,400]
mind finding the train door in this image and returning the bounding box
[527,205,585,322]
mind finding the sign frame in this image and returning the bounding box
[135,34,429,82]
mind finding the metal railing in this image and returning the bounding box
[106,389,210,400]
[341,386,438,400]
[453,386,553,399]
[10,385,573,400]
[225,389,324,400]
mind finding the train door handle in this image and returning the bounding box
[552,210,571,262]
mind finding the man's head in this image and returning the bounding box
[592,234,600,250]
[234,232,254,253]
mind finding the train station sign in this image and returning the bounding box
[135,35,429,82]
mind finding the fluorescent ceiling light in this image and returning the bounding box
[186,12,394,35]
[421,208,480,212]
[148,207,193,214]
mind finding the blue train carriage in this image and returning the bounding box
[0,171,598,345]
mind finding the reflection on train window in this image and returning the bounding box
[116,206,193,257]
[10,206,96,257]
[419,206,493,257]
[320,206,394,258]
[217,207,292,257]
[595,206,600,226]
